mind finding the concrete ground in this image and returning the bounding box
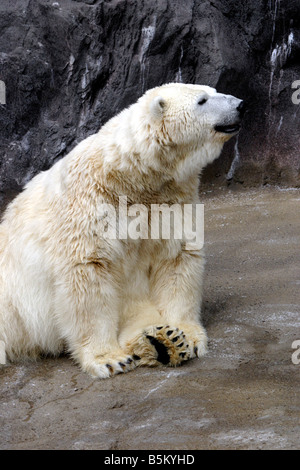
[0,187,299,450]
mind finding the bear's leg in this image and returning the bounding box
[122,248,207,367]
[149,248,208,360]
[56,264,137,378]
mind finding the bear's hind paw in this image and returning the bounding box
[125,325,191,367]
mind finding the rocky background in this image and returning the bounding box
[0,0,299,209]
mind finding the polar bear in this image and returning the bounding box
[0,83,245,378]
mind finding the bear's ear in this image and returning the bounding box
[150,96,166,119]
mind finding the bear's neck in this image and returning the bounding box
[92,149,200,205]
[81,119,202,205]
[105,168,200,205]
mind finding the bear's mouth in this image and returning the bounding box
[215,123,241,134]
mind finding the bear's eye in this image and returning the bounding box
[198,98,207,106]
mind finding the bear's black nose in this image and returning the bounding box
[237,100,246,116]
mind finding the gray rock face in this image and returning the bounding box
[0,0,299,208]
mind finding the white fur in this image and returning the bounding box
[0,83,241,377]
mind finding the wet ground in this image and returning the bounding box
[0,187,299,450]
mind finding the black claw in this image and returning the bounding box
[172,336,179,343]
[106,363,113,372]
[126,358,133,364]
[179,352,186,358]
[118,362,126,368]
[156,326,163,330]
[133,355,141,361]
[167,330,174,336]
[178,342,184,348]
[194,347,198,356]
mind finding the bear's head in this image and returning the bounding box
[135,83,245,181]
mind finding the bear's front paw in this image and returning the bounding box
[83,352,138,379]
[125,325,191,367]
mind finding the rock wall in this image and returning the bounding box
[0,0,299,208]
